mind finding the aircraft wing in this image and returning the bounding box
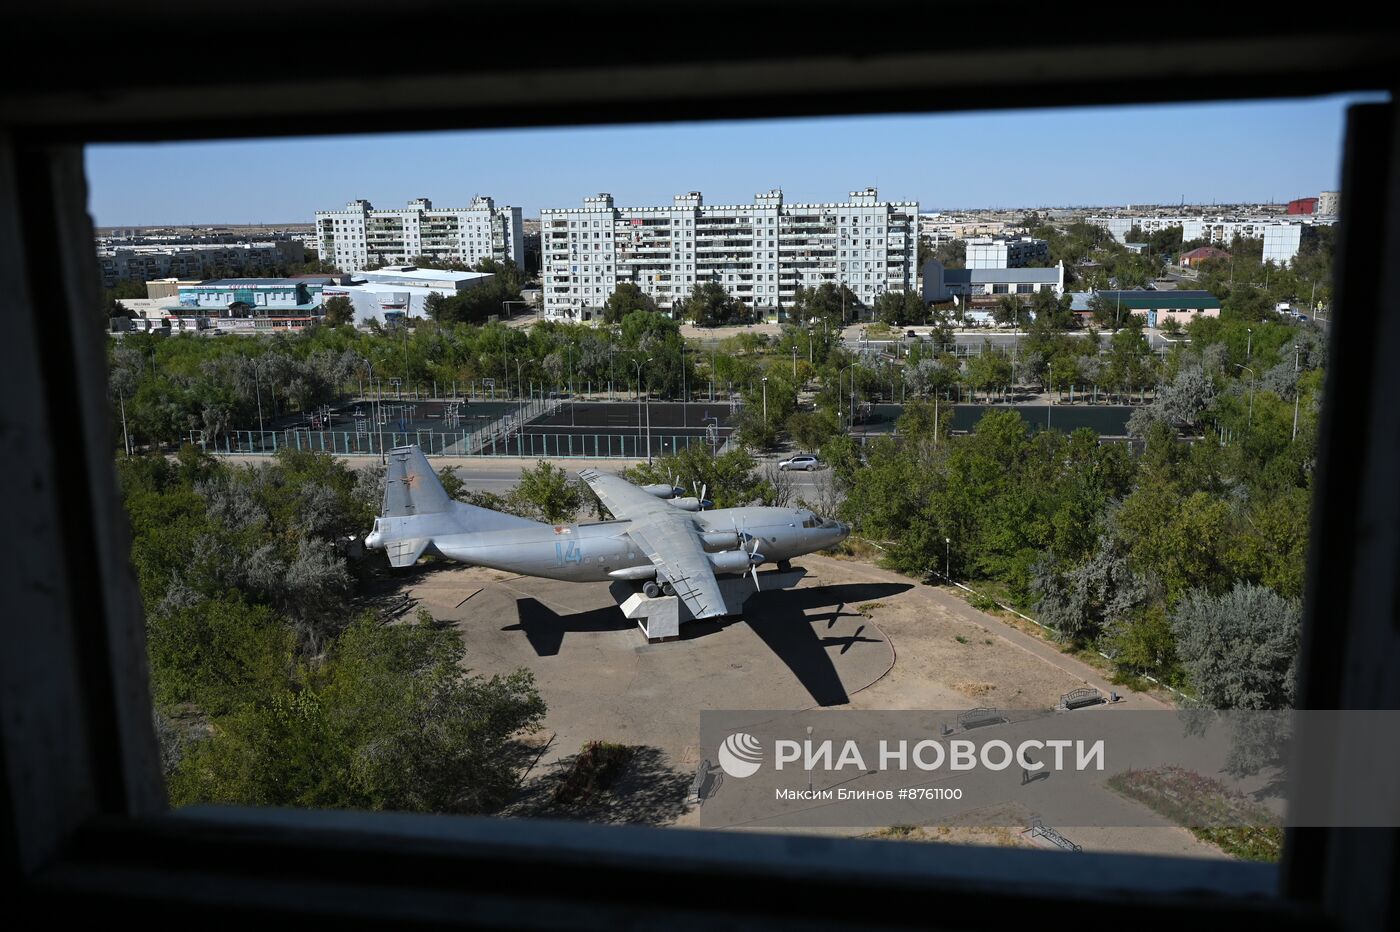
[577,468,670,521]
[625,515,729,620]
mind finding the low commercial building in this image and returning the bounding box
[174,277,331,316]
[921,259,1064,304]
[1092,289,1221,327]
[319,265,496,325]
[1179,246,1230,267]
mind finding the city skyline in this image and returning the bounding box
[85,94,1378,226]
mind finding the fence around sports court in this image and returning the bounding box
[185,395,735,459]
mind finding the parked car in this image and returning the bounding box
[778,454,821,471]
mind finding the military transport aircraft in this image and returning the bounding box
[364,445,849,620]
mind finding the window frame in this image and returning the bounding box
[2,10,1398,929]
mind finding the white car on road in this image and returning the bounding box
[778,454,821,471]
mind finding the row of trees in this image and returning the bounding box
[831,313,1322,705]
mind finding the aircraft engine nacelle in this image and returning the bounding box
[700,531,742,552]
[708,549,762,574]
[668,496,710,512]
[608,565,659,581]
[640,484,683,498]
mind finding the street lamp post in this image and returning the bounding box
[839,363,856,430]
[1292,345,1301,441]
[945,537,951,580]
[1246,328,1253,360]
[634,357,653,463]
[1236,364,1256,431]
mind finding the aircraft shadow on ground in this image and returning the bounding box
[504,581,910,707]
[504,745,692,826]
[686,581,913,708]
[504,598,635,656]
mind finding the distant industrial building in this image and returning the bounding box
[1287,197,1318,215]
[319,266,496,325]
[315,197,524,273]
[921,259,1064,304]
[540,187,919,322]
[965,235,1049,269]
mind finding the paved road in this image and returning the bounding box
[442,452,826,501]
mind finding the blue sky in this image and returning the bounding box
[85,95,1378,225]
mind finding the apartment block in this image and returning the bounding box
[539,188,919,322]
[315,197,524,272]
[1085,214,1328,265]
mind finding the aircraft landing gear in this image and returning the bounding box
[777,559,793,573]
[661,581,676,597]
[643,580,661,599]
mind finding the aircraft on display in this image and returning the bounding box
[364,445,850,620]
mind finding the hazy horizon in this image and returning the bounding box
[86,94,1382,227]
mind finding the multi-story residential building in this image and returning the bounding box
[539,188,919,322]
[965,235,1049,269]
[1084,214,1327,265]
[96,239,305,287]
[314,197,524,272]
[1318,190,1340,216]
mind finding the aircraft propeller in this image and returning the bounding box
[747,534,765,590]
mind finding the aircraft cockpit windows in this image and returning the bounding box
[801,513,820,529]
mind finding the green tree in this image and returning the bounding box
[510,461,584,523]
[1171,582,1300,709]
[323,295,355,326]
[601,282,658,324]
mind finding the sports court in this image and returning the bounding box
[193,397,738,459]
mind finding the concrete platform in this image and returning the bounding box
[400,562,902,778]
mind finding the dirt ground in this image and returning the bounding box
[389,552,1225,860]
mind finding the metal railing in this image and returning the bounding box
[186,428,716,459]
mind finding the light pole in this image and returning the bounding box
[1292,345,1301,441]
[1236,364,1256,431]
[762,376,769,426]
[839,363,856,430]
[634,357,653,463]
[944,537,951,580]
[515,358,525,443]
[363,358,385,463]
[1246,327,1253,360]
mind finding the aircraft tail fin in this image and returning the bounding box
[383,445,452,517]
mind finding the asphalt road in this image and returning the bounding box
[445,453,827,501]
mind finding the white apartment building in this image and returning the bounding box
[1085,214,1328,265]
[96,240,305,287]
[965,235,1049,269]
[315,197,524,273]
[539,188,919,321]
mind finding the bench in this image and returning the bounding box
[958,707,1007,730]
[1061,686,1105,710]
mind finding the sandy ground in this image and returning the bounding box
[386,552,1225,859]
